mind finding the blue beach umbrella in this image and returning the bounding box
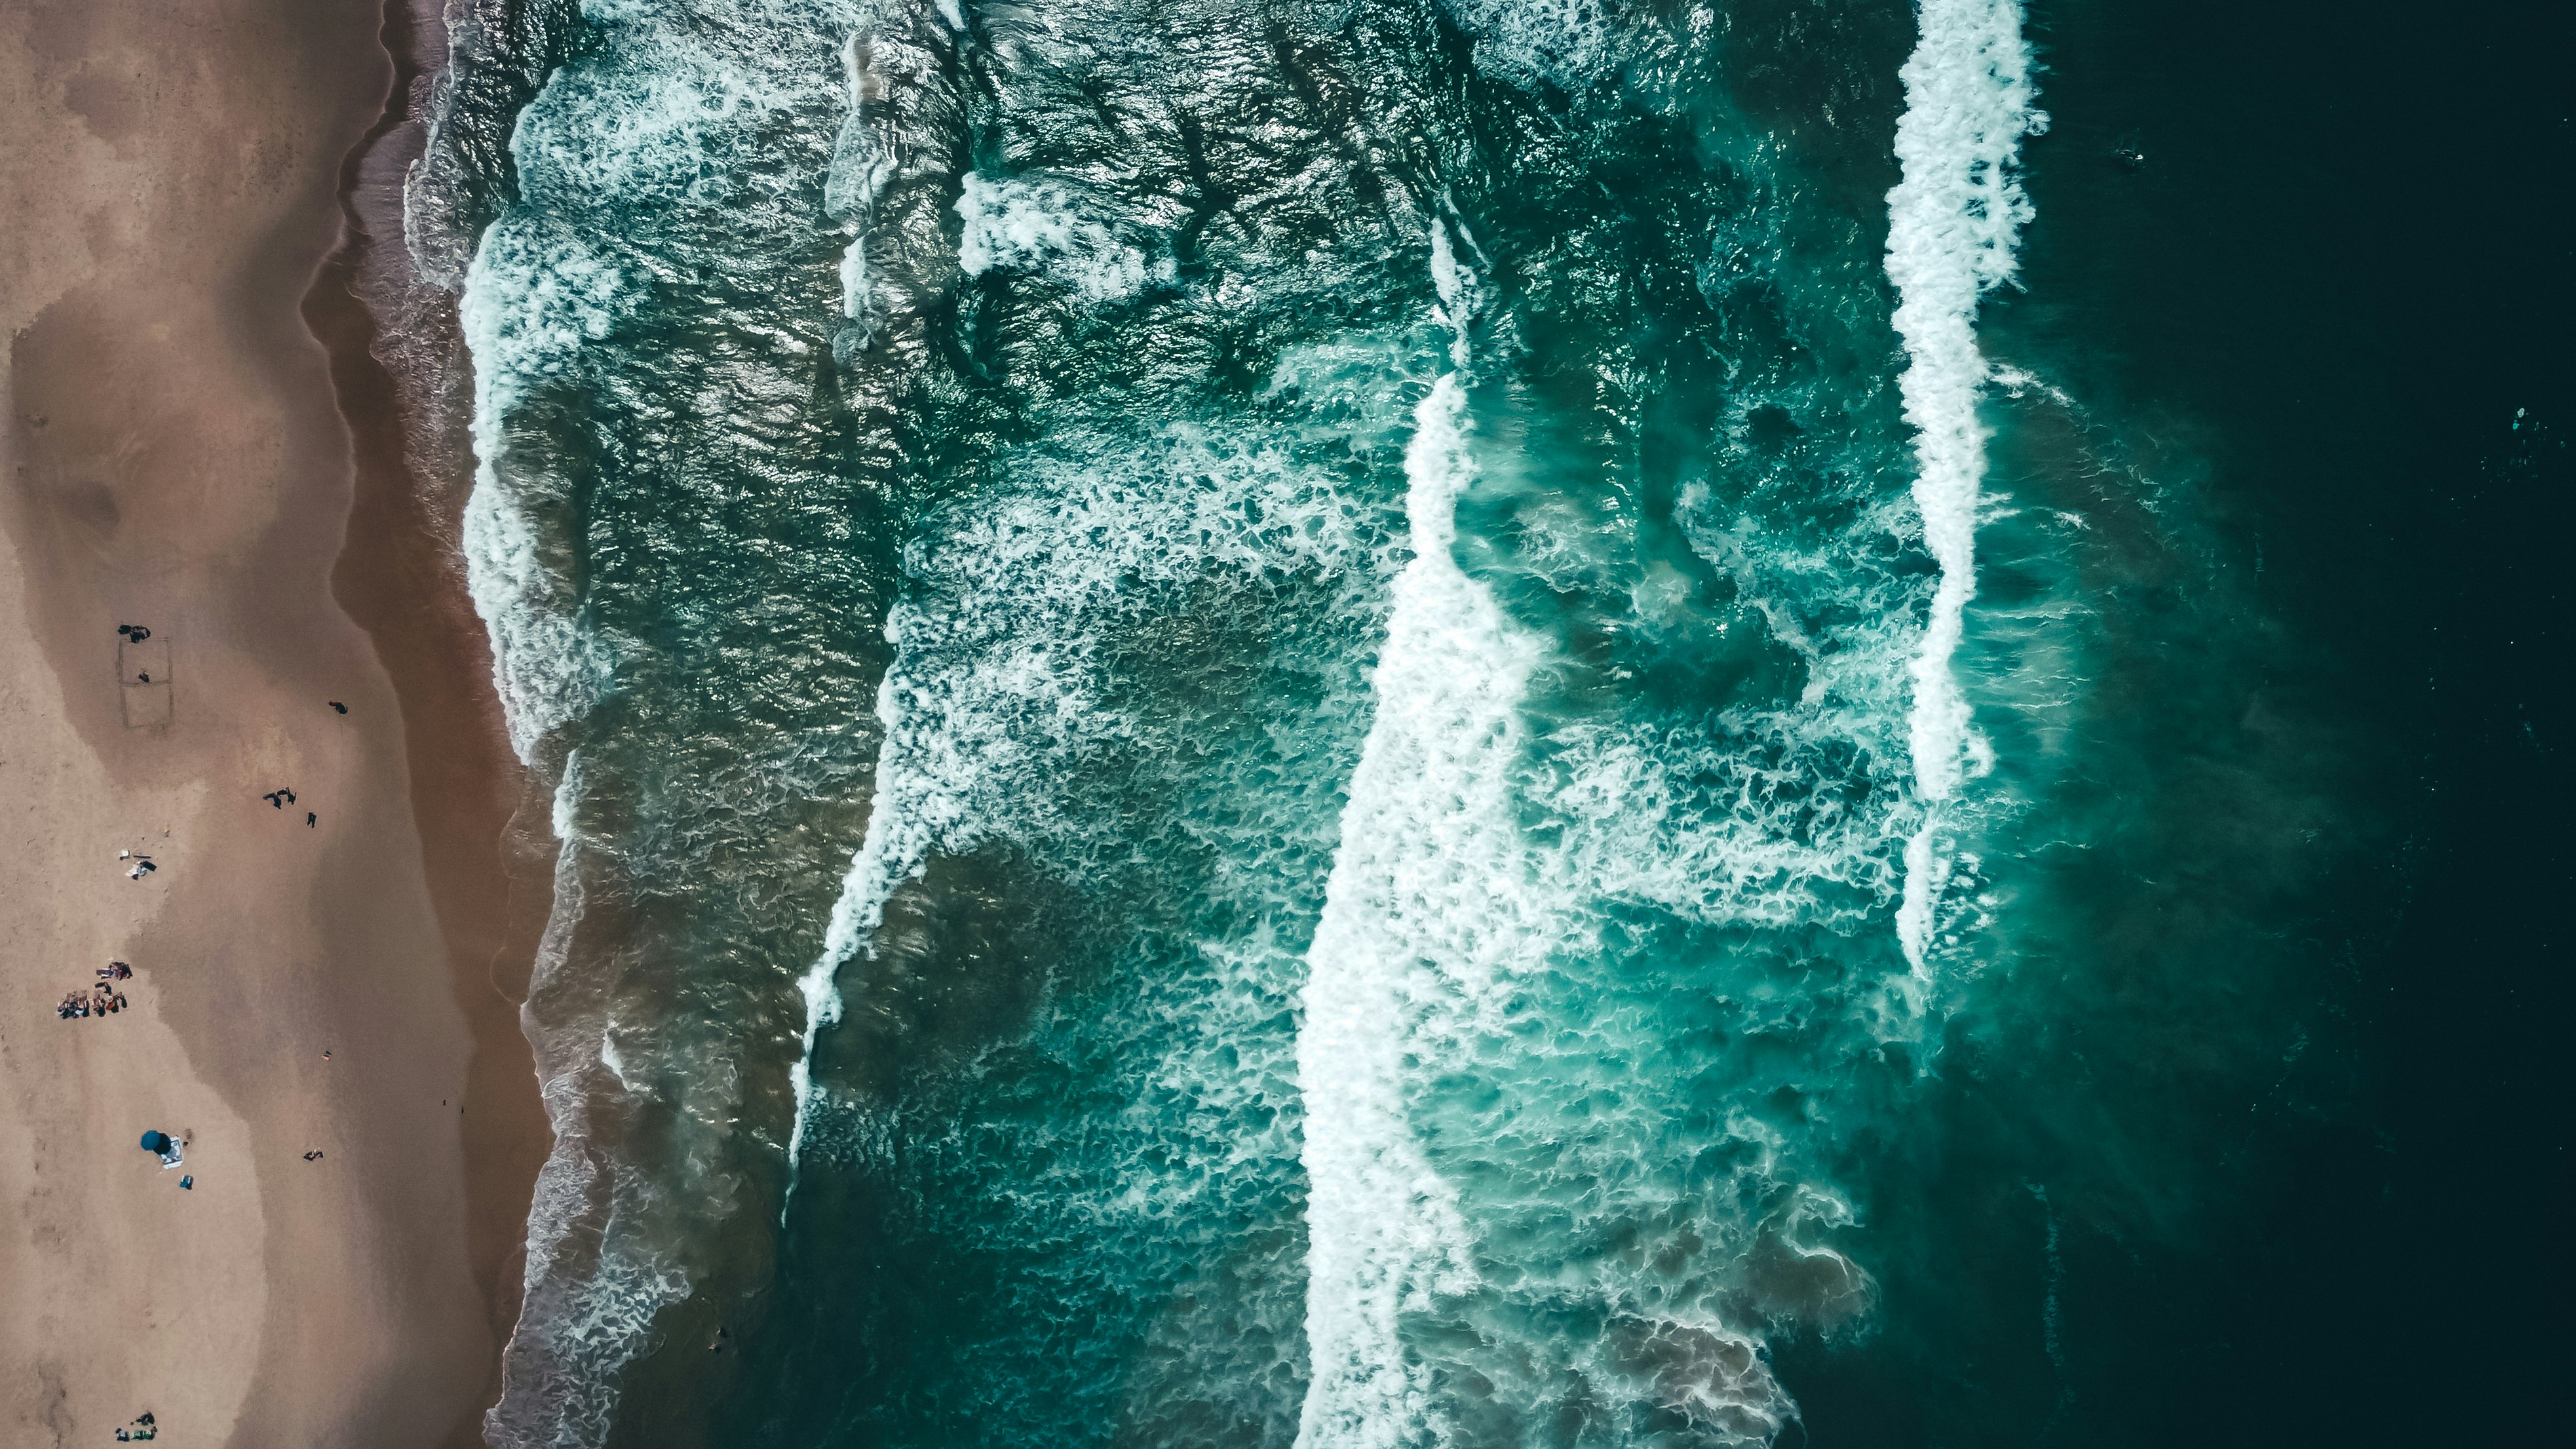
[139,1130,169,1153]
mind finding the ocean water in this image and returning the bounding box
[406,1,2569,1446]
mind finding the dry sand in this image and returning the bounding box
[1,1,548,1445]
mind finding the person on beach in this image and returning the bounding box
[328,700,347,714]
[307,812,316,828]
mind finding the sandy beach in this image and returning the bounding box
[1,2,546,1445]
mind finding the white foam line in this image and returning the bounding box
[785,15,940,1195]
[1295,229,1541,1444]
[955,172,1153,303]
[1883,0,2041,972]
[784,666,915,1191]
[1294,376,1489,1449]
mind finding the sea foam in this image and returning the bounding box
[1883,0,2041,970]
[456,7,894,1445]
[457,215,623,758]
[1437,0,1628,90]
[789,419,1395,1172]
[1294,368,1547,1449]
[955,173,1156,303]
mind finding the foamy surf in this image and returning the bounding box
[786,415,1403,1179]
[1883,0,2043,971]
[1293,371,1541,1449]
[388,0,2288,1439]
[955,173,1160,303]
[786,667,909,1182]
[449,5,928,1444]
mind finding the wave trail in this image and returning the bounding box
[1883,0,2042,971]
[785,665,904,1180]
[1294,362,1544,1449]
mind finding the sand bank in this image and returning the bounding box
[1,1,546,1444]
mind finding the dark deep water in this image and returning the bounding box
[404,1,2570,1444]
[1762,4,2574,1446]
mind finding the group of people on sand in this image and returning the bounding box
[262,785,317,828]
[117,623,157,685]
[58,961,134,1020]
[85,625,348,1444]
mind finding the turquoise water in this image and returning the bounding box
[406,1,2567,1446]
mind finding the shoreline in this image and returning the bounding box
[309,0,558,1418]
[0,1,548,1444]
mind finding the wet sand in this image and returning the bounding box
[1,2,547,1445]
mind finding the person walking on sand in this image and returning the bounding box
[306,811,317,828]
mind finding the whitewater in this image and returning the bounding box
[410,0,2119,1444]
[1292,357,1525,1448]
[1883,0,2042,971]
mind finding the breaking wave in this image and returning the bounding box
[1881,0,2042,968]
[396,0,2201,1444]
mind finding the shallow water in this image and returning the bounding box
[406,1,2569,1445]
